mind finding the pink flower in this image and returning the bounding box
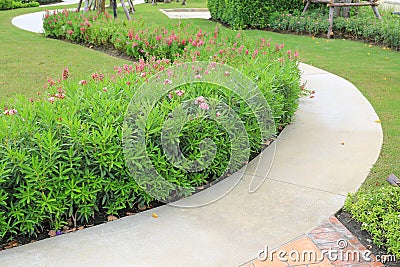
[252,49,259,58]
[175,89,185,96]
[245,49,249,55]
[194,96,206,105]
[205,70,210,75]
[48,97,55,103]
[79,80,87,85]
[294,51,299,58]
[3,108,17,115]
[199,102,209,110]
[224,71,230,77]
[236,32,241,38]
[164,79,172,85]
[55,93,65,99]
[168,93,173,99]
[216,111,221,117]
[194,74,202,79]
[140,72,146,77]
[47,78,56,87]
[196,29,203,38]
[156,35,162,41]
[103,87,108,92]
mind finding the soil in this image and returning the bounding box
[0,201,162,251]
[336,210,398,266]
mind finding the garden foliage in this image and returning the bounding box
[207,0,305,29]
[344,187,400,257]
[0,0,39,10]
[268,8,400,50]
[0,10,302,240]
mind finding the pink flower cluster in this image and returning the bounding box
[62,67,70,80]
[91,72,104,81]
[3,108,17,116]
[194,96,209,110]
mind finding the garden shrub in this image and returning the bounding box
[0,0,39,10]
[0,0,13,9]
[267,8,400,50]
[11,0,39,8]
[36,0,60,5]
[207,0,305,29]
[0,10,302,241]
[344,187,400,257]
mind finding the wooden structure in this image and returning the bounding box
[77,0,135,20]
[302,0,381,38]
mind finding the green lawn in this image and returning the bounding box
[1,0,399,192]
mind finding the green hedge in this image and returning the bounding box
[344,187,400,257]
[207,0,305,29]
[0,0,12,9]
[0,0,39,10]
[36,0,60,5]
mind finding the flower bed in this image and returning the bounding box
[0,10,302,241]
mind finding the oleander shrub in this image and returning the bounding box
[344,187,400,257]
[0,10,302,240]
[207,0,305,29]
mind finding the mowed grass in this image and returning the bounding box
[0,6,130,100]
[1,1,399,191]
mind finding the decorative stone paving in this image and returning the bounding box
[242,216,384,267]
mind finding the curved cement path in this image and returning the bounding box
[3,10,383,267]
[11,0,144,33]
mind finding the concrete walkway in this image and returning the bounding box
[4,8,383,267]
[11,0,145,33]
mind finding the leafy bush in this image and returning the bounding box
[12,0,39,8]
[207,0,305,29]
[0,0,13,9]
[0,0,39,9]
[0,11,302,241]
[267,8,400,50]
[36,0,60,5]
[344,187,400,257]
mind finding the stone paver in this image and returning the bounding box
[243,216,384,267]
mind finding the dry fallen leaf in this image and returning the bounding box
[77,226,84,231]
[340,141,345,145]
[48,230,56,237]
[374,120,381,123]
[152,213,158,219]
[126,212,137,216]
[4,240,18,249]
[107,215,118,222]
